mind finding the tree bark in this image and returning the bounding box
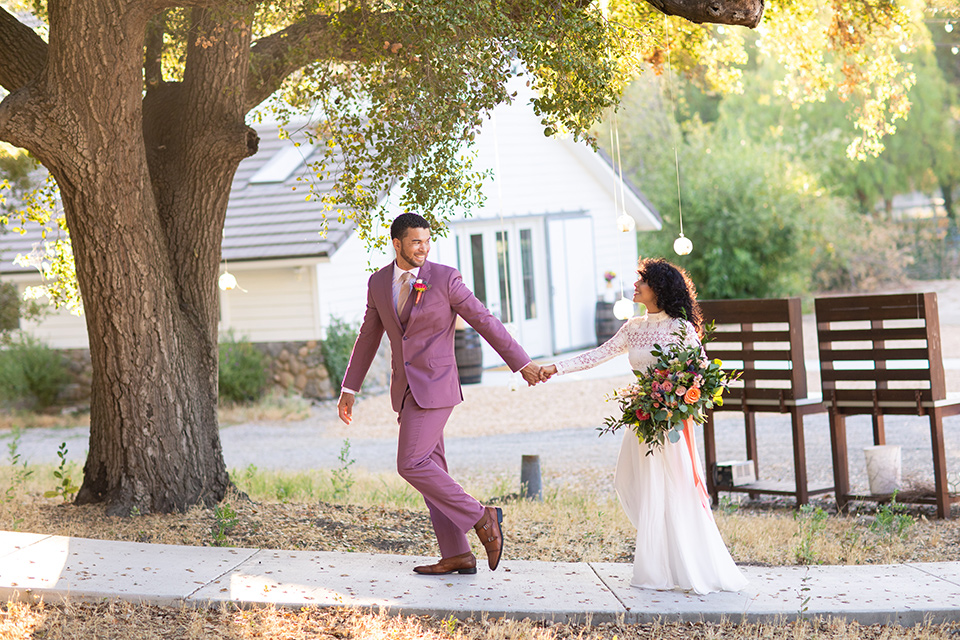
[0,2,255,514]
[644,0,764,27]
[75,4,256,514]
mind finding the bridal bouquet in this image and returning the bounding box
[598,321,739,454]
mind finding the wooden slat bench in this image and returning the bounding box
[700,298,831,505]
[814,292,960,518]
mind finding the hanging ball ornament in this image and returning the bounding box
[673,233,693,256]
[218,271,238,291]
[613,297,635,320]
[616,212,636,233]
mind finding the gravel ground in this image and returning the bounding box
[6,377,960,503]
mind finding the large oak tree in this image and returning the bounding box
[0,0,913,514]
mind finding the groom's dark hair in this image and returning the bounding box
[391,213,430,240]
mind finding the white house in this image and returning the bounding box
[0,87,661,369]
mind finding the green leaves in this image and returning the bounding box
[259,0,637,245]
[43,442,79,502]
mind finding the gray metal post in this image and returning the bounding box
[520,455,543,501]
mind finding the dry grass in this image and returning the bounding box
[2,600,960,640]
[216,394,313,426]
[3,466,960,639]
[2,464,959,566]
[0,410,89,432]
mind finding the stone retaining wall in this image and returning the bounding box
[53,337,391,407]
[257,338,390,399]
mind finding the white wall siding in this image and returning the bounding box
[221,267,317,342]
[14,278,89,349]
[316,231,392,335]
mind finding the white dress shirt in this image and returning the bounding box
[393,263,420,310]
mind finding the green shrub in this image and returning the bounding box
[218,332,268,404]
[321,316,358,395]
[0,333,70,410]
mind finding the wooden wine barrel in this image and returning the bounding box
[595,301,625,346]
[454,327,483,384]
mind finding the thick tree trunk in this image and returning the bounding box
[67,176,233,514]
[73,5,256,515]
[0,2,254,514]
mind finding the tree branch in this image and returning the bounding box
[144,11,165,90]
[644,0,764,27]
[0,7,48,93]
[245,9,380,112]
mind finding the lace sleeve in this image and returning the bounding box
[556,321,630,375]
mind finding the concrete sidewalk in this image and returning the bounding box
[2,531,959,625]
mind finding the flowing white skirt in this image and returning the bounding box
[614,423,748,595]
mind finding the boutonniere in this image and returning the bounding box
[413,279,431,304]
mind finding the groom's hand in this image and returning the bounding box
[520,362,541,387]
[337,392,355,425]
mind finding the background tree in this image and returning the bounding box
[0,0,920,514]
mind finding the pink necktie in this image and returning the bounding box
[397,272,413,315]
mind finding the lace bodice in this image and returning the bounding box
[557,311,701,375]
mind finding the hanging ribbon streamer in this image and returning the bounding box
[681,419,712,512]
[611,112,636,320]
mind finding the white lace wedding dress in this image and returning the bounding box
[557,310,748,595]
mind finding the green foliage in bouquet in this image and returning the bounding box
[598,321,739,454]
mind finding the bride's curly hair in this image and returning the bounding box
[637,258,704,337]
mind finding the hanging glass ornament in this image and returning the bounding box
[613,297,635,320]
[218,271,238,291]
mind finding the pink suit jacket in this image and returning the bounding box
[342,260,530,412]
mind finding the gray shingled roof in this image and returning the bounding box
[222,123,358,263]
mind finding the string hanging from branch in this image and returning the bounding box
[610,111,636,321]
[663,14,692,257]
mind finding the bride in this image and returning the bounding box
[540,257,747,595]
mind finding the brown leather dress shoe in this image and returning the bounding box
[413,552,477,575]
[473,506,504,571]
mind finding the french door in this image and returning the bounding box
[456,219,551,360]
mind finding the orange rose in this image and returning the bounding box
[683,387,701,404]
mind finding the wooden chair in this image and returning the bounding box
[815,292,960,518]
[700,298,831,505]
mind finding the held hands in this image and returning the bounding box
[519,362,541,387]
[337,392,355,425]
[519,362,557,386]
[539,364,557,383]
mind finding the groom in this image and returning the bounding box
[337,213,540,575]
